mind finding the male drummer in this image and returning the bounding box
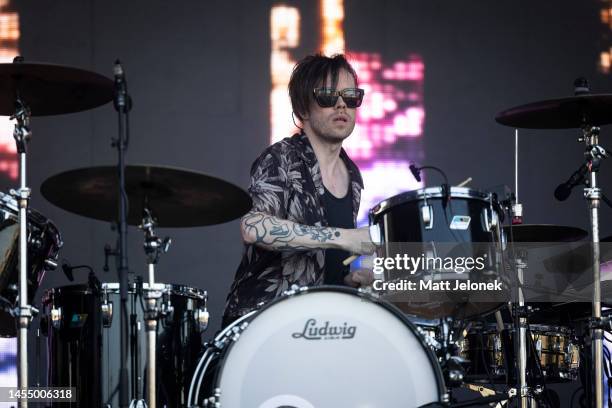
[222,54,376,327]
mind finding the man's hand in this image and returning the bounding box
[342,227,376,255]
[344,268,374,288]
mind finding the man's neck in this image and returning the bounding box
[303,131,343,172]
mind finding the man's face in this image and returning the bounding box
[303,69,357,144]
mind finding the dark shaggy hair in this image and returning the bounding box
[288,54,358,122]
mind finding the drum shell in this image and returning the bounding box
[0,194,62,337]
[43,282,207,407]
[41,285,102,407]
[370,187,500,245]
[459,324,579,383]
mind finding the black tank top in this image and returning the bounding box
[322,186,353,285]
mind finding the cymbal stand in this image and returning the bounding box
[511,248,536,407]
[111,60,132,408]
[11,92,32,408]
[508,128,533,407]
[580,125,607,408]
[140,208,171,408]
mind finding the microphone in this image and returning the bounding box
[554,162,589,201]
[61,262,75,282]
[409,164,421,182]
[113,59,130,112]
[573,77,590,96]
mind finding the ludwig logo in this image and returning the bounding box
[291,318,357,340]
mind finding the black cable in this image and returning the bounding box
[418,165,449,186]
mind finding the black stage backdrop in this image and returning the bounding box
[11,0,612,400]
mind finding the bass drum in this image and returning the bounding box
[189,286,448,408]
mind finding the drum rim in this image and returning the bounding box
[370,186,493,219]
[102,282,207,299]
[42,282,207,302]
[199,285,448,404]
[41,283,94,303]
[0,190,56,227]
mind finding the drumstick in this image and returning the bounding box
[457,177,472,187]
[342,254,359,265]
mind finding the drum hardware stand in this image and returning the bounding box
[506,130,532,408]
[140,207,171,408]
[512,253,533,407]
[110,59,132,408]
[576,124,608,408]
[9,59,33,407]
[437,318,466,386]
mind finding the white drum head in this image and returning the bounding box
[216,288,443,408]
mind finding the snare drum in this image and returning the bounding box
[0,191,62,337]
[459,324,579,383]
[188,286,448,408]
[530,324,580,382]
[370,186,506,319]
[43,282,208,407]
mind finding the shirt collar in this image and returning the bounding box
[292,132,364,189]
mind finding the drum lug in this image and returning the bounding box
[421,203,433,229]
[204,388,221,407]
[44,258,58,270]
[101,300,113,328]
[214,321,249,350]
[482,208,490,231]
[50,306,62,329]
[161,300,174,320]
[535,338,542,355]
[283,285,308,297]
[195,306,209,332]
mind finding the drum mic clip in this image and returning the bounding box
[588,316,612,331]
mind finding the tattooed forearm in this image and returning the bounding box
[241,211,342,251]
[292,224,340,242]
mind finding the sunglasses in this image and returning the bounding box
[313,88,365,109]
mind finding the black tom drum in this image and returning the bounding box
[370,186,507,319]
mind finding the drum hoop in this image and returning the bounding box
[528,324,572,336]
[0,191,63,261]
[100,282,206,299]
[370,186,493,219]
[206,285,447,403]
[0,191,55,226]
[42,284,95,304]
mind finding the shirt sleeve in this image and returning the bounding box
[247,148,288,219]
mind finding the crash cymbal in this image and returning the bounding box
[0,60,113,116]
[40,165,252,227]
[495,94,612,129]
[503,224,588,242]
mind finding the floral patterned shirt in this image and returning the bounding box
[223,133,363,323]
